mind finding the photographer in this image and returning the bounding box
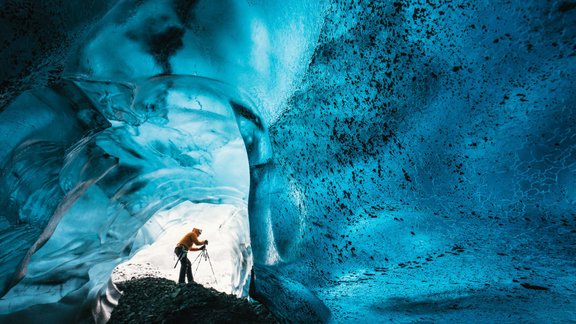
[174,228,208,284]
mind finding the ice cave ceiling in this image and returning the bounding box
[0,0,575,323]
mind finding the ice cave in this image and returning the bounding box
[0,0,575,323]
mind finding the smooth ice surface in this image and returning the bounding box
[65,0,325,124]
[1,0,575,323]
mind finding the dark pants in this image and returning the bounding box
[174,246,193,283]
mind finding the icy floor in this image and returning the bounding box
[318,254,576,323]
[313,213,576,323]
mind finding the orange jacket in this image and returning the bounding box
[177,232,206,250]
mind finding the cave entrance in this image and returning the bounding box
[106,76,256,296]
[112,201,252,296]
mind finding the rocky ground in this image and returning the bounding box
[108,277,278,324]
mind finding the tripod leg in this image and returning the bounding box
[191,250,203,265]
[193,250,204,277]
[204,250,218,284]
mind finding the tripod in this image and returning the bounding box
[191,247,218,284]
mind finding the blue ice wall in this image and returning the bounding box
[268,1,576,322]
[272,0,576,257]
[0,0,575,323]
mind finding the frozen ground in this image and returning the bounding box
[311,211,576,323]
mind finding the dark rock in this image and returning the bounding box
[520,283,549,291]
[109,277,277,323]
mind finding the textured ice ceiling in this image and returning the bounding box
[0,0,575,323]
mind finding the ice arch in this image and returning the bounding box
[0,74,277,321]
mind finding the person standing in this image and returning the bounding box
[174,228,208,284]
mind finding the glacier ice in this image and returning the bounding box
[1,0,576,323]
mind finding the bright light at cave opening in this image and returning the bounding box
[112,202,252,296]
